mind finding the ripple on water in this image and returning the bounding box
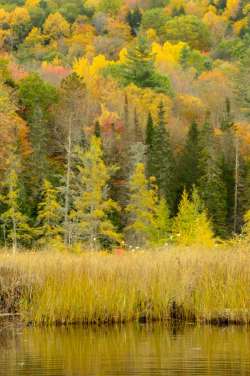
[0,324,250,376]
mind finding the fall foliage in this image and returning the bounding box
[0,0,249,249]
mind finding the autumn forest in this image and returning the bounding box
[0,0,249,252]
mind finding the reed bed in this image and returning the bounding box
[0,246,250,325]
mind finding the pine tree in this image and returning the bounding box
[120,36,171,94]
[145,112,154,179]
[172,188,214,247]
[19,74,58,193]
[70,136,122,250]
[121,35,156,89]
[178,121,200,193]
[37,179,63,246]
[94,120,101,138]
[150,102,176,212]
[235,50,250,119]
[0,169,32,253]
[126,163,170,247]
[198,122,228,237]
[126,6,142,36]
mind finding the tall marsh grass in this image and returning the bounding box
[0,246,250,325]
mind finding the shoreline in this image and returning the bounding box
[1,247,250,326]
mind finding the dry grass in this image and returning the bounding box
[0,245,250,325]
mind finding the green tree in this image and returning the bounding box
[150,102,176,212]
[198,122,228,237]
[37,179,63,246]
[235,49,250,119]
[141,8,169,39]
[145,112,154,179]
[119,35,172,94]
[70,136,122,250]
[178,121,200,194]
[18,73,58,209]
[172,188,214,247]
[165,15,211,50]
[126,163,170,247]
[94,120,101,138]
[99,0,122,15]
[126,6,142,36]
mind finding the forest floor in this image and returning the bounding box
[0,246,250,326]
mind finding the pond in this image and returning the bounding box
[0,323,250,375]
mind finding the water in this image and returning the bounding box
[1,323,250,375]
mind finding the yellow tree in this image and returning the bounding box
[44,12,70,40]
[126,163,170,247]
[0,81,31,174]
[25,0,40,9]
[70,136,122,250]
[0,169,32,253]
[37,179,63,246]
[173,188,214,247]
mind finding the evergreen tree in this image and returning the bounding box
[120,35,171,94]
[18,73,58,210]
[150,102,176,212]
[94,120,101,138]
[172,188,214,247]
[126,6,142,36]
[145,112,154,179]
[178,121,200,193]
[235,50,250,119]
[220,123,237,233]
[221,98,234,131]
[0,169,32,253]
[126,163,170,247]
[37,179,63,246]
[198,122,228,237]
[70,136,122,250]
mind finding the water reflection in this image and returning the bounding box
[0,323,250,375]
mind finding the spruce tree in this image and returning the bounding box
[120,36,171,94]
[37,179,63,246]
[178,121,200,193]
[220,120,236,233]
[150,102,176,212]
[126,6,142,36]
[235,50,250,119]
[70,136,122,250]
[198,122,228,237]
[121,35,156,89]
[145,112,154,179]
[18,73,58,212]
[94,120,101,138]
[126,163,170,247]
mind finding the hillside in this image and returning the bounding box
[0,0,249,249]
